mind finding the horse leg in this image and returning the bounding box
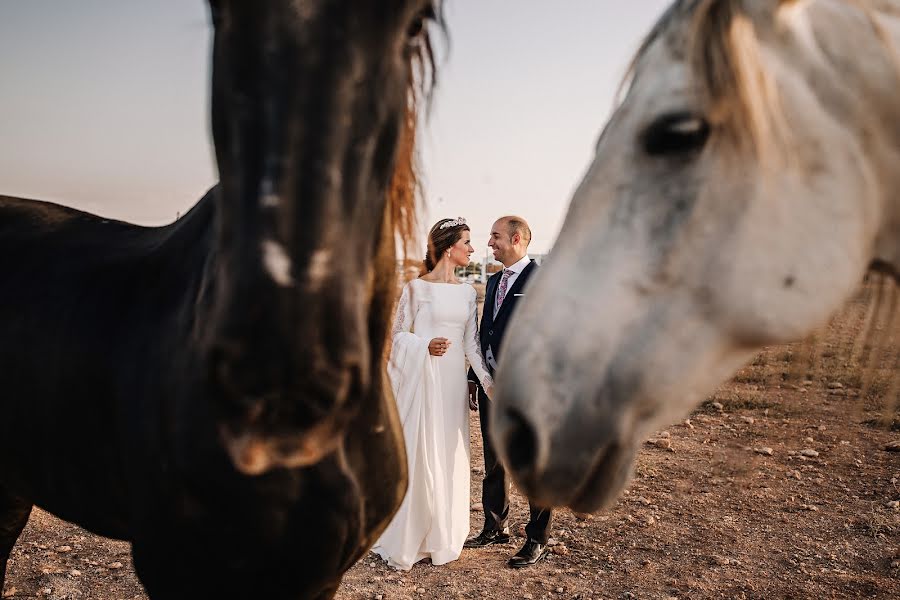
[0,487,32,592]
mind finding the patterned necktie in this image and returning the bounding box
[494,269,514,316]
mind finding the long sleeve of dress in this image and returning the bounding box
[387,283,432,423]
[463,287,494,390]
[391,282,420,341]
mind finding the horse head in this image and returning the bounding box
[492,0,900,512]
[203,0,438,475]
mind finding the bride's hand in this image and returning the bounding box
[428,337,450,357]
[484,385,494,400]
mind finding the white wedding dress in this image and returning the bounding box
[373,279,493,570]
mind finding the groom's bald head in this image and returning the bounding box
[497,216,531,247]
[490,216,531,267]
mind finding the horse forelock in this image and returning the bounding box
[632,1,900,163]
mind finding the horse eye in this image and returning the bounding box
[641,113,710,157]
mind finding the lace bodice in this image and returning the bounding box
[392,279,493,389]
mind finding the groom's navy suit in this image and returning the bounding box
[468,259,552,544]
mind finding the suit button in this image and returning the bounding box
[489,330,493,336]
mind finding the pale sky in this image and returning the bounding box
[0,1,671,255]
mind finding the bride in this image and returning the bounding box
[373,217,494,570]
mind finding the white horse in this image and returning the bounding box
[492,0,900,513]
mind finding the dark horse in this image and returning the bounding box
[0,1,440,598]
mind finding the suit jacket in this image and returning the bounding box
[468,260,538,383]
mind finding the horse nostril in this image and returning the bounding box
[502,407,539,476]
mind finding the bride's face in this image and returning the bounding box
[449,231,474,268]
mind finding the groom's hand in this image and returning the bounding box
[467,381,478,411]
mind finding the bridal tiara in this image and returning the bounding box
[439,217,466,230]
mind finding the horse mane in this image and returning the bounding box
[686,0,790,163]
[387,2,444,258]
[375,4,444,356]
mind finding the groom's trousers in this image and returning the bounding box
[477,387,552,545]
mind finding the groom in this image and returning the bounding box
[465,216,552,568]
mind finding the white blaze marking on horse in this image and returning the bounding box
[308,249,332,288]
[262,239,294,287]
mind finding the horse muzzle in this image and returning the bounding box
[491,366,642,513]
[220,416,345,476]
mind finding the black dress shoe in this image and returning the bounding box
[507,539,548,568]
[463,528,511,548]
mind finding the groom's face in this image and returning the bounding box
[489,219,517,266]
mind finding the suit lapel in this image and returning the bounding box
[494,260,536,322]
[484,271,499,326]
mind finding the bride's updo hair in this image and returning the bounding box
[424,218,470,272]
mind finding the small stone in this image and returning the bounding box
[711,402,724,411]
[416,588,426,595]
[375,595,384,600]
[802,380,814,386]
[817,425,826,431]
[546,537,560,546]
[55,545,72,553]
[754,447,774,456]
[556,587,564,593]
[787,470,802,480]
[827,382,844,389]
[884,441,900,452]
[108,561,124,570]
[369,562,376,568]
[636,496,651,506]
[40,589,52,598]
[886,500,899,510]
[2,587,18,598]
[649,437,675,452]
[470,502,483,512]
[551,544,569,555]
[683,419,694,429]
[517,524,527,537]
[712,555,731,566]
[804,437,814,443]
[642,515,657,527]
[800,449,819,458]
[523,595,535,600]
[741,416,755,424]
[659,431,671,438]
[800,504,819,511]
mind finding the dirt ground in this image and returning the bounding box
[3,282,899,600]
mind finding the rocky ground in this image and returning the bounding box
[3,284,898,599]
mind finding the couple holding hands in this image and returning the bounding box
[373,215,551,571]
